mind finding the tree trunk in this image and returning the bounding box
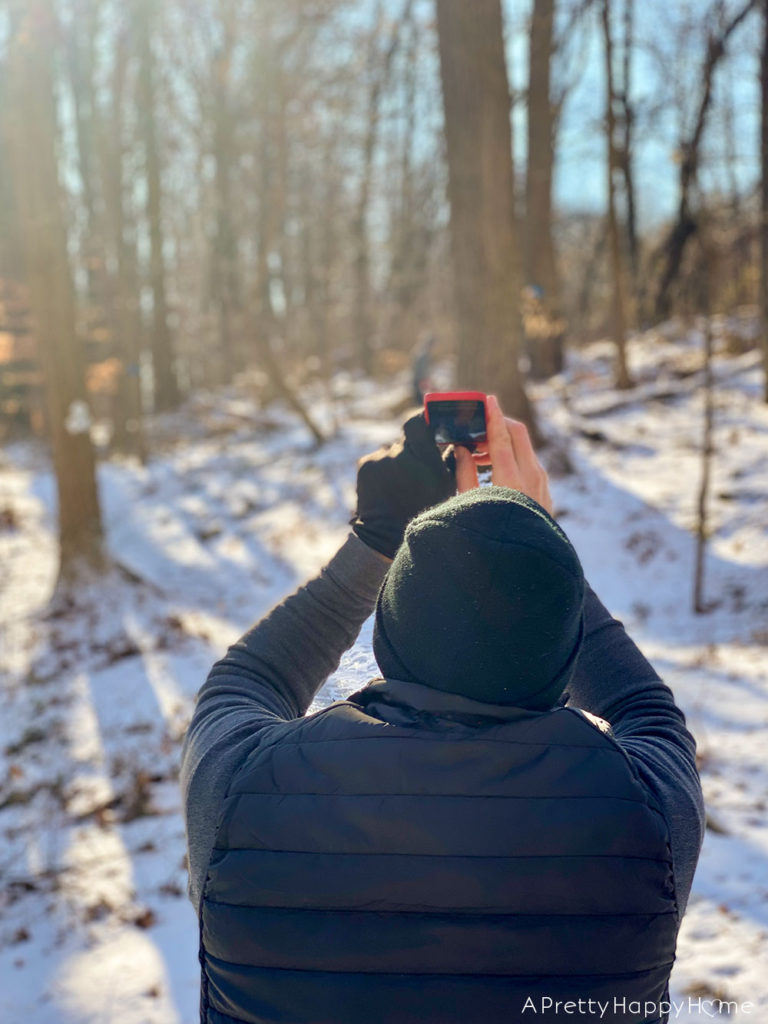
[352,1,410,375]
[693,243,715,614]
[388,4,419,349]
[761,0,768,402]
[436,0,536,430]
[211,7,241,386]
[525,0,564,380]
[601,0,632,389]
[135,0,180,412]
[103,20,147,460]
[8,1,105,585]
[575,223,607,336]
[308,135,339,395]
[253,32,325,446]
[618,0,641,322]
[65,0,104,310]
[300,151,334,385]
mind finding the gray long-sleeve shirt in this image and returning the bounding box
[181,532,705,913]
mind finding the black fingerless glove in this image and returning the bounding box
[351,413,456,559]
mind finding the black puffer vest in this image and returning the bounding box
[199,680,678,1024]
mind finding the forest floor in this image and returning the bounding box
[0,319,767,1023]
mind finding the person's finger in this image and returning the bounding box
[486,395,521,488]
[506,418,549,488]
[504,417,540,476]
[486,396,514,457]
[502,415,554,514]
[454,445,480,493]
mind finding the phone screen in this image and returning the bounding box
[428,399,487,447]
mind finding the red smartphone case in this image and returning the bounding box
[423,391,489,450]
[423,391,488,425]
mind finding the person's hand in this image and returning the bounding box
[351,413,456,560]
[454,394,553,514]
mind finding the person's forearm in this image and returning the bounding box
[181,533,389,908]
[200,533,389,720]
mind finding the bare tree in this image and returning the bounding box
[103,17,147,460]
[525,0,565,380]
[616,0,641,318]
[386,3,422,349]
[352,0,412,375]
[654,0,759,321]
[692,239,716,614]
[252,21,326,445]
[135,0,181,411]
[64,0,104,310]
[761,0,768,402]
[436,0,536,429]
[7,0,105,585]
[208,0,242,386]
[601,0,632,388]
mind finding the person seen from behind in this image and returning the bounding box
[181,394,704,1024]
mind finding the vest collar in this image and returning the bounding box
[347,677,549,724]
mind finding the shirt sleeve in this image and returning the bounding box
[180,533,390,908]
[565,583,706,916]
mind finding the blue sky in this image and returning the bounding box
[503,0,762,227]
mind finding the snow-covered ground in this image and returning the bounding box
[0,325,766,1023]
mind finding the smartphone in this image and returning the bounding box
[424,391,488,451]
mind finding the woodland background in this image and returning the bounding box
[1,0,767,583]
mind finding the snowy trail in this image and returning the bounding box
[1,349,767,1023]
